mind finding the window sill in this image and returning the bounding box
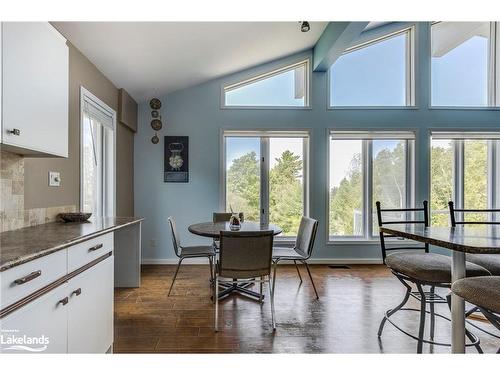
[327,106,418,110]
[220,105,312,110]
[428,106,500,111]
[326,238,417,246]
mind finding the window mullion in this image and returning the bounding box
[260,137,270,225]
[364,140,373,239]
[454,140,465,223]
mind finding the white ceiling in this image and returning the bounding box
[53,22,327,102]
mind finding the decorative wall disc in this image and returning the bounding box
[151,133,159,144]
[149,98,162,110]
[151,110,159,118]
[151,119,162,131]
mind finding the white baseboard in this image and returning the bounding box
[141,258,383,265]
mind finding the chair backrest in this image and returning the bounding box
[448,201,500,227]
[167,217,182,257]
[218,230,274,279]
[294,216,319,258]
[376,200,429,263]
[212,212,244,223]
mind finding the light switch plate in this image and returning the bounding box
[49,171,61,187]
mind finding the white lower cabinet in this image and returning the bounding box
[0,255,114,354]
[0,283,69,353]
[67,256,114,353]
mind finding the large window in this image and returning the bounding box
[223,60,309,108]
[328,131,414,240]
[80,87,116,217]
[223,131,309,238]
[329,28,414,107]
[431,22,499,107]
[430,133,500,226]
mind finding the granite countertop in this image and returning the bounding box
[0,217,144,272]
[380,224,500,254]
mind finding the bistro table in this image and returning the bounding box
[188,221,283,300]
[380,224,500,353]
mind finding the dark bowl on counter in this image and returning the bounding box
[58,212,92,223]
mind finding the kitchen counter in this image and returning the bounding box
[0,217,143,272]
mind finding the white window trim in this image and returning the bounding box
[429,21,500,109]
[220,129,310,241]
[327,129,416,244]
[80,86,116,217]
[430,131,500,222]
[327,26,416,109]
[220,59,311,110]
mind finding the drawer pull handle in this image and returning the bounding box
[71,288,82,297]
[14,270,42,285]
[8,128,21,136]
[88,243,103,252]
[57,297,69,306]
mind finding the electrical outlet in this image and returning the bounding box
[48,171,61,187]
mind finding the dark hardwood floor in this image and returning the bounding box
[113,264,500,353]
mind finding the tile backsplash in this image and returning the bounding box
[0,150,75,232]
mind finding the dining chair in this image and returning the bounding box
[212,212,244,251]
[214,230,275,331]
[451,276,500,353]
[213,212,244,223]
[271,216,319,299]
[167,217,215,297]
[448,201,500,276]
[376,200,488,353]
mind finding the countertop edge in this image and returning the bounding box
[0,218,144,272]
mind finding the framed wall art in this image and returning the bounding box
[164,136,189,182]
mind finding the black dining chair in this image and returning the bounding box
[214,230,275,331]
[448,201,500,276]
[452,276,500,353]
[167,217,215,297]
[376,200,487,353]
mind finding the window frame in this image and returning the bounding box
[429,21,500,109]
[327,26,416,109]
[79,86,116,217]
[429,131,500,223]
[326,130,416,244]
[221,59,311,109]
[220,129,310,242]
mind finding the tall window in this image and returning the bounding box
[431,22,499,107]
[329,28,414,107]
[430,133,500,226]
[328,131,414,240]
[80,87,116,217]
[223,60,309,108]
[223,131,309,238]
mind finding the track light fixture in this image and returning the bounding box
[300,21,310,32]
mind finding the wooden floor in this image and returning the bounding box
[113,264,500,353]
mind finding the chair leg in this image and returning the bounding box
[168,258,184,296]
[293,260,303,283]
[416,284,426,354]
[446,294,483,353]
[378,281,412,337]
[269,278,276,331]
[303,261,319,299]
[214,276,219,332]
[429,286,435,341]
[208,256,214,283]
[259,276,263,304]
[272,261,278,296]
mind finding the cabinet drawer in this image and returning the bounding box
[67,233,113,272]
[0,250,67,310]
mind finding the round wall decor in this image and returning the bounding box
[151,110,159,118]
[151,134,159,144]
[149,98,162,110]
[151,119,163,131]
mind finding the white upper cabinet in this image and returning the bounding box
[1,22,69,157]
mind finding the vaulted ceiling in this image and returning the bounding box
[53,22,328,102]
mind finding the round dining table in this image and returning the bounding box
[188,220,283,300]
[188,221,282,238]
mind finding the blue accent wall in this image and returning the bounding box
[134,23,500,263]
